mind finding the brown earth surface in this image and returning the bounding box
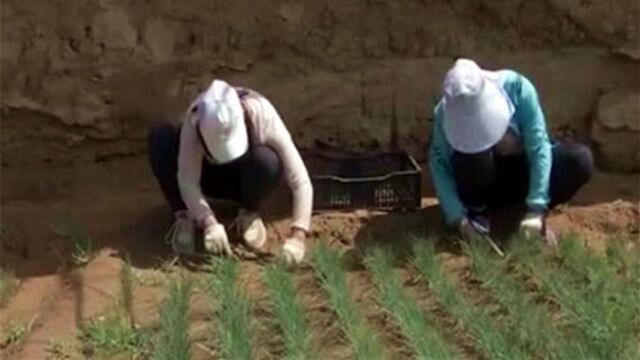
[1,1,639,358]
[0,156,638,359]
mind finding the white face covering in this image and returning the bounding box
[188,80,249,163]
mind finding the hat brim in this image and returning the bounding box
[443,75,512,154]
[197,81,250,163]
[207,125,249,163]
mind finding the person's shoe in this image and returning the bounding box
[165,210,196,254]
[236,209,267,251]
[468,207,491,235]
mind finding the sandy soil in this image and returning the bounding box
[0,156,638,359]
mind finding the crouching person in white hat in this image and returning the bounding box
[429,59,593,244]
[149,80,312,265]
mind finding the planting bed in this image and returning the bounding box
[2,231,638,359]
[1,159,638,359]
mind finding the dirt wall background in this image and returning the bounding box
[2,0,639,200]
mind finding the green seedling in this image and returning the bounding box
[511,236,640,360]
[0,268,19,307]
[366,247,457,359]
[79,311,149,358]
[206,257,254,360]
[119,254,134,324]
[154,276,192,360]
[465,242,588,359]
[311,245,384,360]
[53,218,93,266]
[412,240,528,360]
[1,322,28,349]
[263,262,315,360]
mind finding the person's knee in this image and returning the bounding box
[451,150,496,201]
[567,144,594,185]
[148,123,179,176]
[250,146,282,180]
[148,123,177,147]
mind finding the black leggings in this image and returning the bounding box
[148,123,282,213]
[451,143,594,211]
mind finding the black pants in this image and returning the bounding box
[451,143,593,211]
[148,123,282,213]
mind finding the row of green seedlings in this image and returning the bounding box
[507,235,640,360]
[83,234,638,360]
[206,246,399,360]
[411,240,527,360]
[207,236,639,360]
[79,255,156,358]
[47,216,192,359]
[311,245,385,360]
[77,255,194,360]
[0,221,92,354]
[79,256,316,360]
[207,244,461,360]
[206,257,316,360]
[410,235,639,360]
[355,234,639,360]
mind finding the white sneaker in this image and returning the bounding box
[237,209,267,251]
[165,210,196,254]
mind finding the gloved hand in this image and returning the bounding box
[281,230,306,266]
[519,211,544,238]
[204,222,233,256]
[459,216,490,240]
[519,211,558,246]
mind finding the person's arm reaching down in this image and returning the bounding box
[260,102,313,233]
[429,104,466,226]
[176,119,217,228]
[516,75,551,212]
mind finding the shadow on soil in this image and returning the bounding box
[347,204,527,269]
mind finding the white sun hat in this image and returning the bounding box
[188,79,248,163]
[442,59,514,154]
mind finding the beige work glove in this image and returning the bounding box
[281,237,306,266]
[520,211,557,246]
[519,211,544,238]
[204,222,233,256]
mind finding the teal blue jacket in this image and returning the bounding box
[429,70,552,225]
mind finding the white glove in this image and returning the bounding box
[281,238,306,266]
[520,212,544,238]
[204,223,233,256]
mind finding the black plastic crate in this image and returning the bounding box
[304,151,422,210]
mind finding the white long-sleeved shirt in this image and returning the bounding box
[177,87,313,231]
